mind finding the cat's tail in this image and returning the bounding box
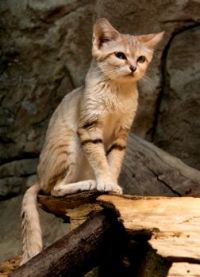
[21,183,42,265]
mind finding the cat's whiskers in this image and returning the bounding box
[140,74,154,90]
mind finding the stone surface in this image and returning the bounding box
[153,26,200,169]
[1,1,200,197]
[0,195,69,262]
[120,134,200,197]
[0,177,25,199]
[0,160,37,197]
[0,0,95,196]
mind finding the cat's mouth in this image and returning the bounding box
[127,72,135,77]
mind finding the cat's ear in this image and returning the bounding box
[93,18,119,49]
[138,31,165,49]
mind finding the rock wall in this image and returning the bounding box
[0,0,200,197]
[153,26,200,169]
[0,0,95,197]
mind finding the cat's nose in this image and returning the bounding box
[130,65,137,72]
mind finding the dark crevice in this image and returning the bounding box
[63,64,76,89]
[32,112,51,128]
[0,193,22,201]
[0,173,36,178]
[151,23,200,140]
[0,137,15,144]
[0,153,39,166]
[147,166,182,196]
[156,176,182,197]
[161,19,200,24]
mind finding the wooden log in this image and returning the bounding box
[38,191,104,230]
[38,190,103,220]
[9,193,200,276]
[121,134,200,196]
[38,193,171,276]
[10,209,125,277]
[97,195,200,264]
[38,193,200,276]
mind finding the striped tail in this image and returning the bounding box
[21,183,42,264]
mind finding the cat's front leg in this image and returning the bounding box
[77,120,122,194]
[107,127,129,185]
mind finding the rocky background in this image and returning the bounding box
[0,0,200,260]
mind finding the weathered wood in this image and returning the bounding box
[10,209,125,277]
[0,256,21,277]
[5,193,200,276]
[121,134,200,196]
[97,195,200,264]
[37,193,200,276]
[168,263,200,276]
[39,193,170,276]
[38,190,103,219]
[38,191,103,230]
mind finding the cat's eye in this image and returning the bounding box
[137,56,146,63]
[115,52,127,60]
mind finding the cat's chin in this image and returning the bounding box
[103,71,140,83]
[104,72,136,82]
[111,77,137,83]
[125,72,144,82]
[115,74,138,83]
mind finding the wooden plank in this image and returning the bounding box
[97,195,200,263]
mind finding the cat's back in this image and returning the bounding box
[47,86,83,134]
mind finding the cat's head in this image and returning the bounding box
[92,18,164,82]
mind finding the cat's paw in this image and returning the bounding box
[51,185,66,197]
[51,180,97,197]
[97,179,123,194]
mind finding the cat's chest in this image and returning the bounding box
[105,92,130,112]
[102,84,138,115]
[102,94,137,146]
[103,113,122,147]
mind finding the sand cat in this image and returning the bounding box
[21,18,164,264]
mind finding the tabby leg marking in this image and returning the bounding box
[78,120,120,193]
[107,127,129,182]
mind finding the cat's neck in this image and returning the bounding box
[85,59,137,95]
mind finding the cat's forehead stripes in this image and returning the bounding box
[120,34,151,58]
[100,34,150,60]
